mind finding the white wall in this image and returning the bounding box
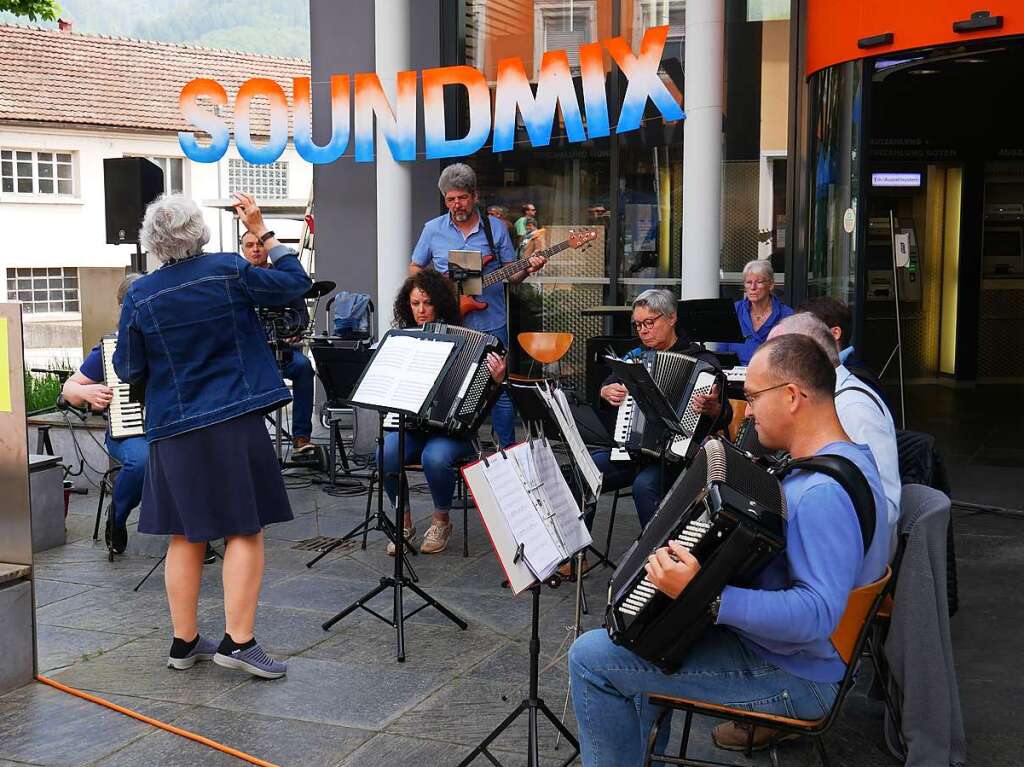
[0,125,312,301]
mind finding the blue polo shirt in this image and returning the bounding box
[80,343,104,382]
[723,295,794,364]
[411,212,517,333]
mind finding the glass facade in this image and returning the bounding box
[455,1,789,389]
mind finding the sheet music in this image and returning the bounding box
[537,383,603,499]
[529,439,592,556]
[350,334,454,414]
[479,452,563,580]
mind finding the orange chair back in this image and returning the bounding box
[830,566,892,664]
[518,332,574,365]
[726,399,747,441]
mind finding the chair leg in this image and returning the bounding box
[814,737,831,767]
[678,711,693,758]
[362,469,375,550]
[93,476,108,541]
[769,741,781,767]
[604,489,620,559]
[643,708,671,767]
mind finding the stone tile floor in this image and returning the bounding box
[2,390,1022,765]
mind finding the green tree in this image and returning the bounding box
[0,0,60,21]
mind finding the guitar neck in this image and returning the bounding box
[482,240,571,288]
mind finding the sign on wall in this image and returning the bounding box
[178,26,684,165]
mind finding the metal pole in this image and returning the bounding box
[889,210,906,429]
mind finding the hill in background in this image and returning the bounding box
[0,0,309,59]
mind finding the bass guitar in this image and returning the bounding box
[458,228,598,318]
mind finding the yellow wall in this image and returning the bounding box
[940,167,962,375]
[759,20,789,153]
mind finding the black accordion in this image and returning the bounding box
[385,322,504,438]
[606,438,787,672]
[610,350,722,464]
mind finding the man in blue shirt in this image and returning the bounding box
[240,230,315,453]
[569,334,890,765]
[409,163,547,446]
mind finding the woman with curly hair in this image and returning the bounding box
[380,270,505,555]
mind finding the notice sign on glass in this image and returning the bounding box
[872,172,922,188]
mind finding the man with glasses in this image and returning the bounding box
[569,334,890,764]
[590,288,730,530]
[409,163,547,448]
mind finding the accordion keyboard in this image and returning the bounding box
[617,518,712,616]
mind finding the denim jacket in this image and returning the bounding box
[113,245,311,442]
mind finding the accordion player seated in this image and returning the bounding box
[568,335,891,767]
[378,271,506,557]
[591,289,732,530]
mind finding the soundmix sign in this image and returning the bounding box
[178,25,684,165]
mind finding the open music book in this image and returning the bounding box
[462,440,592,594]
[535,382,603,502]
[349,331,458,416]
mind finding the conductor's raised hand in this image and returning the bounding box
[232,192,268,237]
[644,541,700,598]
[486,351,507,382]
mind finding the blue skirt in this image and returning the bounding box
[139,411,293,542]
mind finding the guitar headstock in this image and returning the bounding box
[567,229,599,249]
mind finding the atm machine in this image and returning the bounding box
[0,303,37,694]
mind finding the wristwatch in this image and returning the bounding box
[709,595,722,624]
[259,230,276,244]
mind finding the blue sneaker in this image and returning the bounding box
[213,642,287,679]
[167,635,218,670]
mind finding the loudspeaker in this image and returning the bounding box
[103,158,164,245]
[584,335,639,405]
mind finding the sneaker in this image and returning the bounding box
[386,526,417,556]
[167,635,218,670]
[711,721,800,752]
[105,503,128,555]
[420,521,453,554]
[203,543,217,565]
[213,642,287,679]
[293,436,315,453]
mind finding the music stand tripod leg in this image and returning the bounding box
[134,553,166,592]
[457,585,580,767]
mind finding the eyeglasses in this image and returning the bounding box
[744,279,770,288]
[744,381,807,405]
[632,314,663,331]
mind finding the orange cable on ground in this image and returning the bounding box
[36,675,281,767]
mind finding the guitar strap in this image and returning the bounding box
[478,207,497,269]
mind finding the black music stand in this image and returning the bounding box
[676,298,744,344]
[309,340,375,484]
[457,582,579,767]
[317,330,469,662]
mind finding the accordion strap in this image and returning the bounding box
[779,455,876,555]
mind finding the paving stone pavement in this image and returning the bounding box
[1,427,1019,766]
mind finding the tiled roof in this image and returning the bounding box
[0,24,311,135]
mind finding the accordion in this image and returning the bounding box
[384,322,504,438]
[606,438,787,672]
[101,335,145,439]
[610,351,722,464]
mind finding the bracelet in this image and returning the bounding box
[259,230,275,244]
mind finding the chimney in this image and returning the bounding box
[58,18,73,33]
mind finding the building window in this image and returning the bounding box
[143,156,184,194]
[228,159,289,199]
[1,150,74,196]
[534,0,597,72]
[6,267,79,313]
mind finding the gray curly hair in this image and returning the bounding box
[140,194,210,263]
[769,313,840,367]
[438,163,477,195]
[632,288,677,318]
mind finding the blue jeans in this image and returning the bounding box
[569,627,839,767]
[591,450,682,527]
[281,348,314,439]
[380,430,476,511]
[490,326,515,447]
[105,434,148,526]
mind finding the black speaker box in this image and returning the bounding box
[584,335,639,405]
[103,157,164,245]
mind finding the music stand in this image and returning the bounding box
[317,329,469,662]
[309,339,375,482]
[676,298,744,343]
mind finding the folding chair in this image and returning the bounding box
[642,565,893,767]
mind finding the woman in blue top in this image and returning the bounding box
[725,260,794,364]
[114,192,311,680]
